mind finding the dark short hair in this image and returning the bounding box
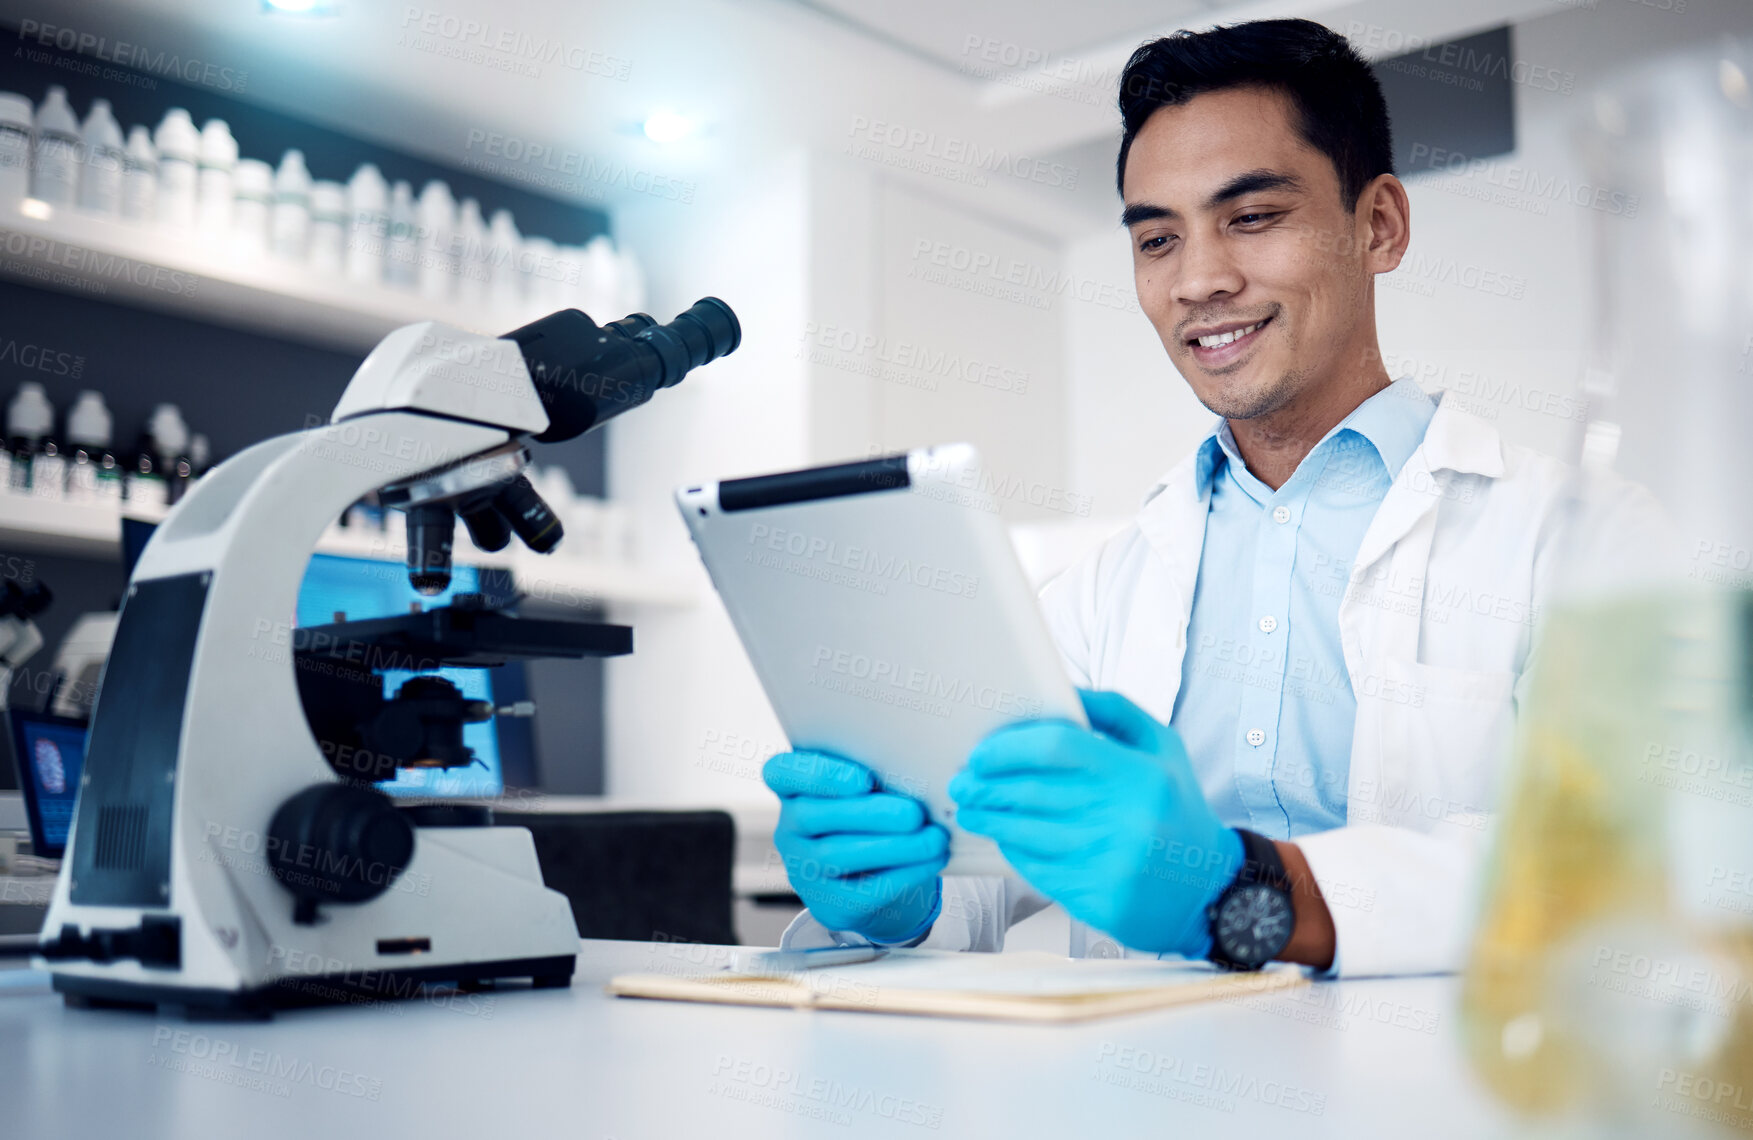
[1116,18,1393,208]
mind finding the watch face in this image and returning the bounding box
[1214,884,1294,967]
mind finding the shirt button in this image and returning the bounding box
[1247,728,1266,747]
[1259,615,1278,633]
[1272,506,1291,524]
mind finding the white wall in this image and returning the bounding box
[602,152,1076,803]
[862,180,1068,521]
[798,158,1075,513]
[603,151,811,805]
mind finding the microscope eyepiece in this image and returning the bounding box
[634,296,741,387]
[508,297,741,444]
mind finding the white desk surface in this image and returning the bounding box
[0,939,1527,1139]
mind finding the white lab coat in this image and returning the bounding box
[784,395,1664,976]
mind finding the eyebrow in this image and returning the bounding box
[1120,169,1306,227]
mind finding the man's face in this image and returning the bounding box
[1122,86,1374,420]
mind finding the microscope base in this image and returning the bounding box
[51,952,576,1020]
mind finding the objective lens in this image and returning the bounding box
[458,498,512,552]
[405,504,455,595]
[493,475,563,553]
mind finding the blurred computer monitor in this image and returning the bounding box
[7,709,87,859]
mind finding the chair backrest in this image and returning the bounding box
[502,810,736,945]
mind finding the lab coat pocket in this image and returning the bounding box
[1351,657,1513,842]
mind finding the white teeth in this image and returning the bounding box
[1196,320,1263,349]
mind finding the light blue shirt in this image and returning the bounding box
[1171,378,1436,842]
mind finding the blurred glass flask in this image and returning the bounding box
[1460,44,1753,1136]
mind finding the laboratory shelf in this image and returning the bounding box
[0,491,129,558]
[0,200,542,353]
[0,490,697,608]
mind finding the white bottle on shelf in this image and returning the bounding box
[344,163,387,285]
[415,179,457,299]
[30,86,80,206]
[486,208,522,314]
[545,240,578,315]
[566,244,590,311]
[128,403,190,512]
[616,244,647,313]
[64,390,121,506]
[308,180,346,275]
[519,235,556,317]
[455,197,488,307]
[120,125,157,223]
[529,236,572,317]
[0,93,30,212]
[5,381,56,496]
[152,404,189,459]
[196,118,238,240]
[230,158,272,259]
[514,235,545,317]
[579,235,618,317]
[153,108,199,229]
[271,149,311,261]
[75,99,124,217]
[556,245,588,314]
[385,179,417,288]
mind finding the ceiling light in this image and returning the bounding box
[642,111,696,144]
[261,0,335,14]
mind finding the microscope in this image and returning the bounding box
[33,298,740,1014]
[0,577,53,707]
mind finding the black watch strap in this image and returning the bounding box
[1232,828,1291,892]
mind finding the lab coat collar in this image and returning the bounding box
[1419,391,1505,478]
[1135,451,1209,624]
[1146,385,1505,506]
[1346,394,1506,579]
[1190,376,1437,501]
[1135,388,1506,576]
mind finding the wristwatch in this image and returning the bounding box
[1206,828,1296,971]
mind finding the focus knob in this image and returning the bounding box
[267,783,414,923]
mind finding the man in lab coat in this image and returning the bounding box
[766,18,1658,975]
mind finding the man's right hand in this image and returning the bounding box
[763,751,949,944]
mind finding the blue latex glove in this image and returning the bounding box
[763,750,949,944]
[948,689,1243,956]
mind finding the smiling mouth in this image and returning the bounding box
[1187,316,1271,349]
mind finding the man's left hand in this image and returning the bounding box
[949,688,1243,956]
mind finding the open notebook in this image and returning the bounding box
[608,949,1309,1024]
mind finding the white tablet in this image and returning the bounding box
[675,443,1085,877]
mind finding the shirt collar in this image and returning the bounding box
[1192,376,1436,497]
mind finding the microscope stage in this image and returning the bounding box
[294,607,632,668]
